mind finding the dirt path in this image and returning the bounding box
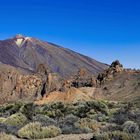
[41,133,93,140]
[12,133,93,140]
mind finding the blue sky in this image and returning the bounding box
[0,0,140,68]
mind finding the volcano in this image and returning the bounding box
[0,34,108,77]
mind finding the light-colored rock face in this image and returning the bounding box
[12,75,43,101]
[15,35,32,47]
[97,60,124,84]
[0,65,20,103]
[0,64,45,104]
[46,73,63,94]
[0,63,66,104]
[15,38,24,46]
[35,87,102,105]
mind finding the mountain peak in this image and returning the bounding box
[15,34,25,39]
[13,34,32,47]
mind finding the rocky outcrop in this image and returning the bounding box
[1,59,139,105]
[70,68,97,88]
[97,60,123,84]
[12,75,43,101]
[0,64,45,104]
[0,64,20,104]
[0,63,66,104]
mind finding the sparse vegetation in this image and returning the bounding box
[0,117,6,123]
[0,132,14,140]
[91,131,135,140]
[18,122,61,139]
[0,101,139,139]
[2,113,28,127]
[75,118,101,132]
[122,121,139,134]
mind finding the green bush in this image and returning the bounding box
[0,102,24,117]
[91,131,135,140]
[41,125,61,138]
[73,102,90,118]
[20,103,35,120]
[85,101,109,115]
[0,117,6,123]
[41,103,66,118]
[123,121,139,134]
[59,114,92,134]
[2,113,28,127]
[87,112,109,122]
[75,118,101,132]
[0,132,14,140]
[18,122,61,139]
[18,122,42,139]
[33,114,57,126]
[95,101,109,115]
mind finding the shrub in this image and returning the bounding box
[102,123,122,132]
[75,118,101,132]
[0,132,14,140]
[64,105,76,115]
[19,103,35,120]
[111,103,138,125]
[73,102,90,118]
[0,104,13,117]
[58,114,91,134]
[86,101,109,115]
[59,114,79,128]
[8,102,23,115]
[41,125,61,138]
[18,122,61,139]
[91,131,135,140]
[18,122,42,139]
[61,124,92,134]
[95,101,109,115]
[0,123,20,136]
[122,121,139,134]
[2,113,28,127]
[42,102,67,118]
[33,114,57,126]
[0,102,24,118]
[87,112,109,122]
[0,117,6,123]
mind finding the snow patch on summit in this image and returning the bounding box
[15,38,24,47]
[15,37,32,47]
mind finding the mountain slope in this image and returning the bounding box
[101,70,140,103]
[0,34,108,77]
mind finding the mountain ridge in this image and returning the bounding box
[0,34,108,77]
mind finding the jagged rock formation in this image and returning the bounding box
[0,59,139,104]
[0,64,44,104]
[0,64,21,104]
[35,61,125,104]
[0,62,103,104]
[97,60,123,84]
[12,75,43,101]
[90,60,140,103]
[70,68,97,88]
